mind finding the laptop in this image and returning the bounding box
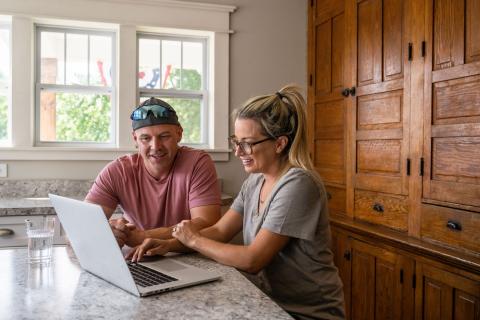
[49,194,221,297]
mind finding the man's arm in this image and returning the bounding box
[141,204,221,250]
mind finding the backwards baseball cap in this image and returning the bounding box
[130,97,180,130]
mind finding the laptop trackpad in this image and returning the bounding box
[151,259,187,272]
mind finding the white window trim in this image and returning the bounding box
[34,25,117,147]
[137,32,209,148]
[0,21,11,146]
[0,0,235,161]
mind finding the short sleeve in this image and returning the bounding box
[85,161,121,209]
[188,152,222,208]
[261,171,325,241]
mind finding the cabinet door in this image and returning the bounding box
[348,0,411,197]
[415,263,480,320]
[351,239,415,320]
[330,227,352,319]
[308,0,347,215]
[422,0,480,211]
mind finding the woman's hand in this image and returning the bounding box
[127,238,171,262]
[172,220,200,248]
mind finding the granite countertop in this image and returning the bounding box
[0,246,292,320]
[0,194,233,216]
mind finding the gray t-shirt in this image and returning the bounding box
[232,168,345,320]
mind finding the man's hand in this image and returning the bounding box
[123,224,147,248]
[127,238,172,262]
[109,218,131,247]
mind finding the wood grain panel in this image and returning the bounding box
[357,0,382,86]
[432,137,480,184]
[315,101,345,139]
[330,227,351,320]
[315,0,344,24]
[454,290,479,320]
[326,185,346,214]
[423,279,445,320]
[358,90,402,129]
[316,21,332,95]
[357,140,401,174]
[317,167,345,186]
[383,0,404,80]
[351,249,375,320]
[466,0,480,63]
[433,75,480,124]
[332,13,345,89]
[421,204,480,254]
[376,260,396,319]
[355,173,403,195]
[433,0,465,70]
[315,139,344,168]
[354,190,408,232]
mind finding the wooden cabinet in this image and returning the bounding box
[331,226,415,320]
[310,1,480,317]
[416,263,480,320]
[330,224,480,320]
[308,0,480,250]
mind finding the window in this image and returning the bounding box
[137,34,207,146]
[0,24,10,144]
[35,26,116,145]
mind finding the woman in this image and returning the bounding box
[131,85,345,320]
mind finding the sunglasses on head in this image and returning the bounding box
[130,104,175,121]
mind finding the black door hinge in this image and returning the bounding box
[412,274,416,289]
[421,41,426,57]
[309,74,313,86]
[420,158,424,176]
[311,0,314,7]
[400,269,404,283]
[407,158,411,176]
[408,43,413,61]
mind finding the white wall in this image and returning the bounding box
[1,0,308,196]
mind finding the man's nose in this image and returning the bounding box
[150,137,163,150]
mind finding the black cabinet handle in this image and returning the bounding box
[0,228,14,237]
[446,220,462,231]
[372,203,384,213]
[343,250,351,261]
[341,87,356,97]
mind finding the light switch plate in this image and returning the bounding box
[0,163,7,178]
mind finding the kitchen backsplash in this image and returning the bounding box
[0,180,94,199]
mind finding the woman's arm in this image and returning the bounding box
[174,217,290,274]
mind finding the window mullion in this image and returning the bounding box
[63,31,67,85]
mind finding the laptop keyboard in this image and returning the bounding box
[127,262,178,287]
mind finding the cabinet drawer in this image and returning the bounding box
[354,190,408,232]
[421,204,480,254]
[325,186,346,214]
[0,216,43,247]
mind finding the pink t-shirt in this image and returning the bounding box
[85,147,221,230]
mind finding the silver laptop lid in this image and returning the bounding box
[49,194,140,296]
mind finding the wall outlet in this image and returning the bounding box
[0,163,7,178]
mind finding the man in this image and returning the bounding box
[85,97,221,252]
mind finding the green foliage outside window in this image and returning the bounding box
[55,93,111,142]
[0,95,7,140]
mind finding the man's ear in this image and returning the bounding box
[276,136,289,154]
[177,126,183,143]
[132,131,138,147]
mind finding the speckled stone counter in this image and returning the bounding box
[0,246,292,320]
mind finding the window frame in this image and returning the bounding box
[0,22,11,146]
[137,33,209,147]
[34,25,117,147]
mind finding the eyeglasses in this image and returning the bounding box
[229,136,274,155]
[130,104,175,121]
